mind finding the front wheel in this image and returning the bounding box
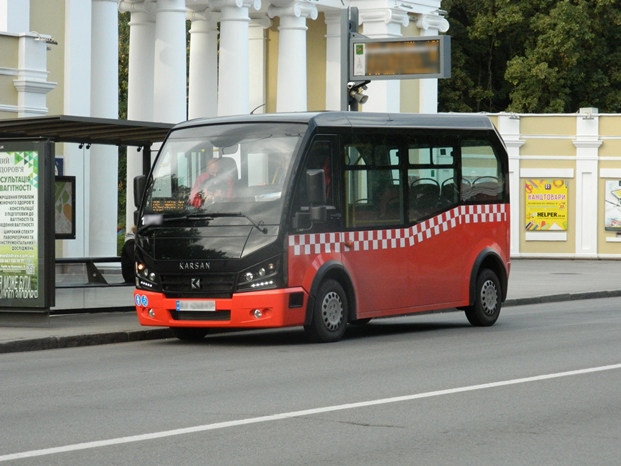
[170,327,209,342]
[464,268,502,326]
[304,279,348,343]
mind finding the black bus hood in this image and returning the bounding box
[147,225,279,260]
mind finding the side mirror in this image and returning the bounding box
[306,169,326,223]
[306,169,326,205]
[133,175,147,208]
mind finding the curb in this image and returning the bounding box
[504,289,621,307]
[0,328,172,354]
[1,291,620,355]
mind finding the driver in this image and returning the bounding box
[189,158,236,207]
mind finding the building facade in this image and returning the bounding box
[494,110,621,259]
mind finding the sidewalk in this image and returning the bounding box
[1,259,620,354]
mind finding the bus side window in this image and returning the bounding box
[408,140,456,223]
[461,140,503,202]
[344,139,403,228]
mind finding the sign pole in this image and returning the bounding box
[340,8,352,111]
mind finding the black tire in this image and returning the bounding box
[170,327,209,342]
[120,239,135,283]
[304,279,348,343]
[465,268,502,326]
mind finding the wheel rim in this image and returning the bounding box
[480,279,499,315]
[321,291,343,331]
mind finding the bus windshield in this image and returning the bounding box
[143,122,306,224]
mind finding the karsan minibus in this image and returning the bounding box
[133,112,510,343]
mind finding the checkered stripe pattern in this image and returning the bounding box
[288,232,342,256]
[288,204,507,256]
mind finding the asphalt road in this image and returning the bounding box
[1,298,620,465]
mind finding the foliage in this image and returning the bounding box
[119,13,129,120]
[439,0,621,113]
[117,13,129,252]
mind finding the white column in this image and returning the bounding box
[416,13,449,114]
[268,1,317,112]
[497,113,525,258]
[64,0,92,117]
[119,0,156,235]
[573,109,602,258]
[89,0,119,257]
[324,10,342,111]
[358,7,408,113]
[63,0,92,258]
[210,0,261,117]
[120,0,156,121]
[153,0,187,123]
[91,0,118,118]
[248,15,271,114]
[0,0,29,33]
[188,10,219,119]
[14,33,56,117]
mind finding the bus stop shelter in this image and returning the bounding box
[0,115,173,324]
[0,115,172,172]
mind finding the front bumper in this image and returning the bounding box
[134,288,308,328]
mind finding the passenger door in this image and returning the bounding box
[406,135,463,308]
[340,133,408,316]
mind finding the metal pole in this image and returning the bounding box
[142,145,151,176]
[340,9,349,111]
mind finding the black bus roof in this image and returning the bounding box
[175,112,497,132]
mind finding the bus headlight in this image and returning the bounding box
[136,261,161,291]
[237,257,280,292]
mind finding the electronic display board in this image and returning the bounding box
[350,35,451,81]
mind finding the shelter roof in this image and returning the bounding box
[0,115,173,147]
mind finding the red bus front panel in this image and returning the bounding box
[135,287,307,328]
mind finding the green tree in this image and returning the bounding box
[119,13,129,120]
[439,0,621,113]
[117,12,129,252]
[506,0,621,112]
[439,0,537,112]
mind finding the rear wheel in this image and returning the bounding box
[304,279,348,343]
[465,268,502,326]
[170,327,209,342]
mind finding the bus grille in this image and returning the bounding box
[160,273,235,299]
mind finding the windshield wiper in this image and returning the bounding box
[166,213,213,221]
[139,211,268,234]
[206,212,268,234]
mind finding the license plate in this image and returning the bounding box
[176,300,216,312]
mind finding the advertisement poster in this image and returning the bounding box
[604,180,621,231]
[55,176,75,239]
[524,179,568,231]
[0,141,52,309]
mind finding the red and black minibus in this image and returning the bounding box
[133,112,510,342]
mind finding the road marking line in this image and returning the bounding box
[2,363,620,462]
